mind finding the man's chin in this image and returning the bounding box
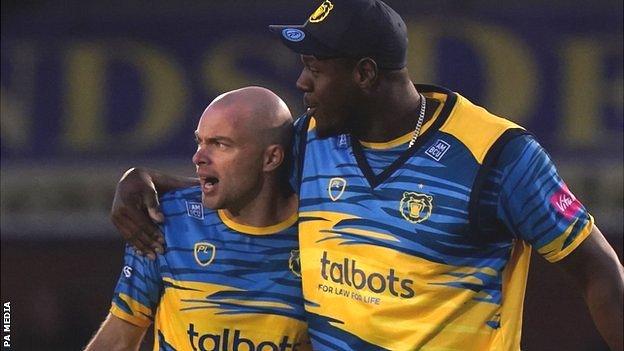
[315,124,346,139]
[201,198,221,210]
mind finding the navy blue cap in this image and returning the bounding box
[269,0,408,70]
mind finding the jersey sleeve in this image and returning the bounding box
[495,134,594,262]
[109,244,162,327]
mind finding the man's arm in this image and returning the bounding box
[556,225,624,351]
[490,135,623,349]
[84,313,148,351]
[111,167,198,258]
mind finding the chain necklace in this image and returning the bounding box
[408,93,427,149]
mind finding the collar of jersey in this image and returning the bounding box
[350,85,457,188]
[358,96,445,150]
[217,209,297,235]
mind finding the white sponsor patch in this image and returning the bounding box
[425,139,451,161]
[186,201,204,219]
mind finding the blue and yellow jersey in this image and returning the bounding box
[110,186,311,351]
[292,84,593,350]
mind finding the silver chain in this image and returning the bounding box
[408,93,427,149]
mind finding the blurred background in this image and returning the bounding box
[1,0,622,350]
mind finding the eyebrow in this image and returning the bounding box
[194,131,235,144]
[301,55,317,65]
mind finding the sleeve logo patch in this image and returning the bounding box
[122,265,133,278]
[550,184,581,220]
[186,201,204,219]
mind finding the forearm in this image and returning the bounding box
[131,167,198,193]
[84,314,147,351]
[558,226,624,351]
[583,256,624,350]
[85,334,140,351]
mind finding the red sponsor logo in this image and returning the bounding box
[550,184,581,219]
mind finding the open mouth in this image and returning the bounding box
[200,176,219,192]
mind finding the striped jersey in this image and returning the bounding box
[291,84,593,350]
[110,186,311,351]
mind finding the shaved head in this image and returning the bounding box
[193,86,294,211]
[205,86,293,147]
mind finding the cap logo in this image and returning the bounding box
[309,0,334,23]
[282,28,305,42]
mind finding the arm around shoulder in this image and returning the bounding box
[556,225,624,351]
[84,313,148,351]
[111,167,199,257]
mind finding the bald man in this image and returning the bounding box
[85,87,311,351]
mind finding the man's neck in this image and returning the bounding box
[352,81,433,143]
[223,180,297,228]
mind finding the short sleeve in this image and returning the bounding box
[495,135,594,262]
[109,244,162,327]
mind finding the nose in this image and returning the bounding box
[296,69,311,92]
[192,145,210,166]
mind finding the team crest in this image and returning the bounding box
[328,177,347,201]
[194,242,216,267]
[309,0,333,23]
[400,192,433,223]
[289,249,301,278]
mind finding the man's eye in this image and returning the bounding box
[306,65,319,74]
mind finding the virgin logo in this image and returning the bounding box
[555,194,574,212]
[550,184,580,219]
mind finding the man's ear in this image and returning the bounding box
[353,57,378,90]
[263,144,285,172]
